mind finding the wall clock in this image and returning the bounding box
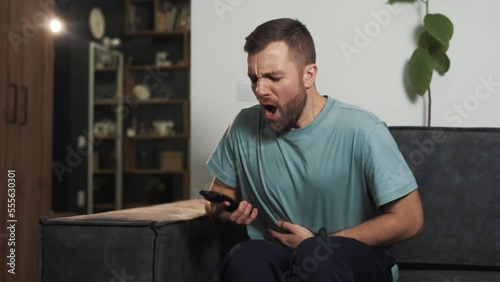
[89,8,105,40]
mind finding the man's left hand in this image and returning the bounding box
[268,221,314,249]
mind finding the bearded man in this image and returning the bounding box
[205,18,423,282]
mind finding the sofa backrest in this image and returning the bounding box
[389,127,500,268]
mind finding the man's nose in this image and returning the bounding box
[254,79,269,98]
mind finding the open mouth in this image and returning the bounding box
[261,104,278,120]
[263,105,277,114]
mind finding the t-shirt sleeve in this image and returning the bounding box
[362,122,418,206]
[206,119,239,188]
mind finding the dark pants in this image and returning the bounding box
[219,236,395,282]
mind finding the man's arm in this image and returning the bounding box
[333,189,423,246]
[269,189,423,248]
[204,177,258,225]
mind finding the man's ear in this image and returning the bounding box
[302,63,317,89]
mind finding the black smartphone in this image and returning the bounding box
[199,190,240,212]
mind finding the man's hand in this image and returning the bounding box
[205,177,258,225]
[268,221,314,249]
[209,200,258,225]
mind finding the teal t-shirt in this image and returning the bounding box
[207,96,417,240]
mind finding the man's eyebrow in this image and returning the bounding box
[247,71,285,78]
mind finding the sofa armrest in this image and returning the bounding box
[39,199,228,282]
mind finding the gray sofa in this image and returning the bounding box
[39,127,500,281]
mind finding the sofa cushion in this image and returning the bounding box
[389,127,500,268]
[39,199,222,282]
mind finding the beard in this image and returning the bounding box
[265,86,307,133]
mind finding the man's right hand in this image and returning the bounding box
[209,200,258,225]
[205,177,258,225]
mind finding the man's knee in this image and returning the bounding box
[293,236,343,264]
[288,236,363,278]
[290,236,394,281]
[222,239,275,270]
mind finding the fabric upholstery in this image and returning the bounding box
[389,127,500,268]
[39,127,500,281]
[39,199,222,282]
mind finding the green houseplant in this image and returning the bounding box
[389,0,454,126]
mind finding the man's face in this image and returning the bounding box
[247,41,307,133]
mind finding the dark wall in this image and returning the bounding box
[52,0,123,212]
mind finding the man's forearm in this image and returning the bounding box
[333,190,424,247]
[332,213,421,247]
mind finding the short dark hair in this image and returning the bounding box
[244,18,316,68]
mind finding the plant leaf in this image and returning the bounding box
[432,52,450,75]
[409,48,433,95]
[424,14,454,46]
[418,30,449,53]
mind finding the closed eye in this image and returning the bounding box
[247,73,283,84]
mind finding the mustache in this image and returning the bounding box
[258,97,278,106]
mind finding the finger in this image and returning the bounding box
[242,208,258,225]
[235,202,253,224]
[227,201,248,222]
[277,221,301,234]
[277,221,292,232]
[217,201,232,212]
[232,201,249,216]
[268,229,292,247]
[212,202,230,220]
[267,228,282,241]
[282,221,315,238]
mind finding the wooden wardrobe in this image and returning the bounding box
[1,0,54,281]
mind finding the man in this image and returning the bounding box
[205,18,423,282]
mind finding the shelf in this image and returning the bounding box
[121,0,191,204]
[125,29,189,37]
[93,133,118,140]
[127,133,189,139]
[133,98,187,104]
[127,62,189,71]
[94,99,119,106]
[94,169,117,174]
[124,169,187,174]
[95,67,119,72]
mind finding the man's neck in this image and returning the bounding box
[296,91,327,128]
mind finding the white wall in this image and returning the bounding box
[190,0,500,196]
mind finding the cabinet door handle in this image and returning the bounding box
[19,86,28,125]
[7,84,18,123]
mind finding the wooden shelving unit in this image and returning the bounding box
[134,97,186,104]
[93,133,118,140]
[88,42,124,214]
[94,169,118,175]
[126,62,189,71]
[128,133,189,139]
[122,0,191,206]
[94,98,119,106]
